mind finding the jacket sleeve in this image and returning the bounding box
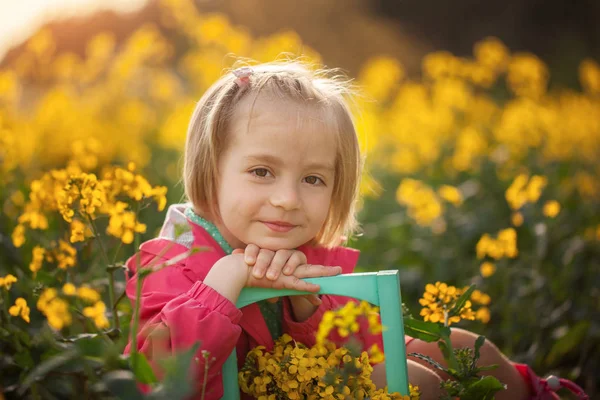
[281,295,384,364]
[124,242,242,399]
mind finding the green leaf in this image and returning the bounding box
[546,321,590,366]
[18,348,80,395]
[14,350,34,369]
[107,263,126,272]
[129,352,158,384]
[403,318,451,343]
[157,342,200,398]
[447,284,475,318]
[103,370,145,400]
[64,333,107,358]
[438,338,460,373]
[473,335,485,364]
[460,376,506,400]
[476,364,499,372]
[407,352,448,373]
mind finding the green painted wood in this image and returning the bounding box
[221,271,409,399]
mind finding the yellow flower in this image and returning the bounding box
[526,175,548,203]
[476,307,491,324]
[36,288,72,330]
[471,289,491,305]
[29,246,46,276]
[507,53,549,98]
[396,179,443,227]
[480,261,496,278]
[0,274,18,290]
[511,212,524,227]
[69,219,88,243]
[476,228,518,259]
[580,58,600,94]
[438,185,463,206]
[77,286,101,303]
[62,283,77,296]
[9,297,30,323]
[54,240,77,269]
[83,301,109,329]
[368,343,385,364]
[12,224,26,248]
[543,200,561,218]
[106,202,147,244]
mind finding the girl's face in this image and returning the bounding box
[214,96,337,251]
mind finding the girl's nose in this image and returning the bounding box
[269,182,301,210]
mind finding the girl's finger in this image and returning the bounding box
[252,249,274,279]
[265,250,292,280]
[232,248,244,255]
[282,251,307,275]
[293,264,342,279]
[244,244,260,265]
[283,276,320,293]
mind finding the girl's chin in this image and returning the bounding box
[244,237,306,251]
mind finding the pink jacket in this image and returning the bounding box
[124,204,383,399]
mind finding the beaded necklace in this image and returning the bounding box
[184,207,282,340]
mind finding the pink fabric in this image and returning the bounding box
[515,364,589,400]
[124,218,384,399]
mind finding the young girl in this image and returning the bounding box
[124,62,586,399]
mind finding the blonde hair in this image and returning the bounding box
[183,60,362,248]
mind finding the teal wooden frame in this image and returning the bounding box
[221,270,409,398]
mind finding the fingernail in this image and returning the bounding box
[245,256,254,264]
[267,271,276,279]
[283,267,291,275]
[253,270,262,278]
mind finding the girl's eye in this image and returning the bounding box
[304,176,324,185]
[251,168,271,178]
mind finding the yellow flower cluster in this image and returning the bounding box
[470,289,492,324]
[9,297,31,323]
[316,301,382,345]
[396,179,462,230]
[419,282,473,325]
[505,174,547,210]
[11,162,166,260]
[476,228,518,260]
[419,282,491,326]
[0,274,18,290]
[239,335,417,400]
[36,284,107,330]
[358,38,600,209]
[240,300,419,399]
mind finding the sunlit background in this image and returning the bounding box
[0,0,148,59]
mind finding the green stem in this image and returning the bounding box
[1,290,24,352]
[442,310,459,371]
[130,266,143,373]
[87,215,119,330]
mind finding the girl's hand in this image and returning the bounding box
[288,294,321,322]
[239,245,309,280]
[232,247,340,312]
[233,249,342,290]
[245,261,341,292]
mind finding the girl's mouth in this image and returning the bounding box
[262,221,297,233]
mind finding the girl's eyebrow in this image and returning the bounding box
[244,154,335,172]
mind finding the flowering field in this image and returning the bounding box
[1,0,599,397]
